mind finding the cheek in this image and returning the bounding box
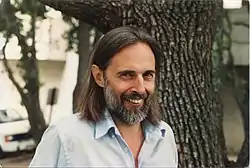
[109,83,129,97]
[145,83,155,94]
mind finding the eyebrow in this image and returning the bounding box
[117,70,156,76]
[117,70,135,76]
[143,70,156,75]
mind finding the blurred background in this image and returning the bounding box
[0,0,248,167]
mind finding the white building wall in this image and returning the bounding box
[0,55,78,125]
[0,60,65,120]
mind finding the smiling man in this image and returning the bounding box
[29,26,178,168]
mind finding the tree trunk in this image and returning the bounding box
[23,93,47,144]
[40,0,226,167]
[154,2,223,167]
[212,10,229,167]
[73,22,91,112]
[235,81,249,167]
[24,0,47,144]
[93,28,102,45]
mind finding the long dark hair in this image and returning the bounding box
[76,26,163,125]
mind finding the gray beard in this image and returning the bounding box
[103,84,152,125]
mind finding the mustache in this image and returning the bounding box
[122,91,148,100]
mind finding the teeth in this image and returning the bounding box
[128,99,143,104]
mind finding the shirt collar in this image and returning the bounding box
[143,120,166,141]
[94,109,120,139]
[94,109,166,140]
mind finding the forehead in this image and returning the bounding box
[108,42,155,72]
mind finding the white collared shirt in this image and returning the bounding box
[29,110,178,167]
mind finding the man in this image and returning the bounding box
[29,26,178,168]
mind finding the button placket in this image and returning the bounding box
[138,140,147,168]
[119,136,135,167]
[111,134,115,139]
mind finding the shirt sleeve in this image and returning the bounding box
[29,124,67,167]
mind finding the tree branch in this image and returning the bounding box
[232,21,249,28]
[0,0,26,101]
[242,0,249,13]
[39,0,130,32]
[2,36,26,101]
[232,40,249,44]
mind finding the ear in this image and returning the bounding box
[91,65,105,87]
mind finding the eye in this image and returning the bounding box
[120,72,135,80]
[143,72,155,80]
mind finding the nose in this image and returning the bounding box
[131,75,146,94]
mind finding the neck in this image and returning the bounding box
[114,120,144,139]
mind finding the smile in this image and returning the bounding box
[126,98,143,105]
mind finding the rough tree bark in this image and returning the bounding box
[39,0,234,167]
[212,10,228,167]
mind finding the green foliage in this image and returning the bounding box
[212,9,224,93]
[0,0,46,35]
[62,15,79,52]
[0,1,21,35]
[0,0,47,85]
[62,15,98,54]
[15,0,46,17]
[212,9,244,92]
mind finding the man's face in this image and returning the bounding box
[103,42,157,125]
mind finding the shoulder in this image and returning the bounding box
[29,115,88,167]
[158,121,178,167]
[49,113,95,138]
[158,120,175,139]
